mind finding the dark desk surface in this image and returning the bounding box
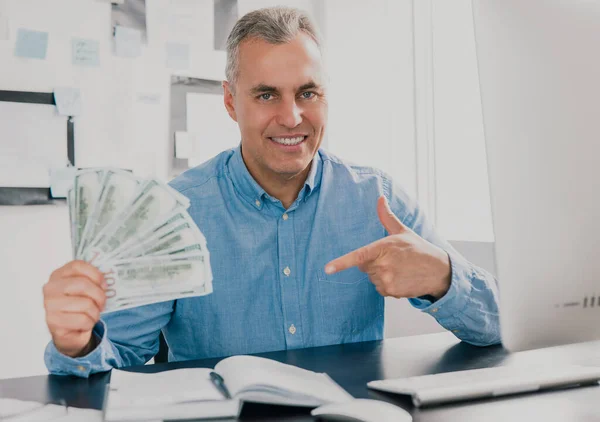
[2,333,600,421]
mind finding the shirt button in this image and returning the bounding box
[289,324,296,335]
[77,365,85,372]
[282,213,289,220]
[431,308,439,313]
[255,199,261,207]
[283,266,291,276]
[452,330,460,333]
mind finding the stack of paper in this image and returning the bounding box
[0,398,103,421]
[68,168,213,314]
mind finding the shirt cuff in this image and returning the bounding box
[408,250,472,321]
[44,320,108,377]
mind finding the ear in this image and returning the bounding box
[223,81,238,122]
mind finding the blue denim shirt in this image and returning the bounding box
[45,147,500,377]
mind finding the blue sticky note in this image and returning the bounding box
[72,38,100,67]
[14,28,48,60]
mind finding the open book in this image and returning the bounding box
[104,355,354,421]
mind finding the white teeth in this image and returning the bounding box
[271,136,305,146]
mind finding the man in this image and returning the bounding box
[44,7,499,377]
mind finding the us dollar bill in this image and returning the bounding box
[67,188,76,258]
[73,169,105,255]
[119,213,206,259]
[83,180,190,263]
[77,169,140,258]
[99,253,212,313]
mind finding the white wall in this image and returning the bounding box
[323,0,417,194]
[0,0,450,379]
[431,0,494,242]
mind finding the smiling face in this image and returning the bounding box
[223,32,328,184]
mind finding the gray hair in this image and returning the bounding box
[225,7,322,92]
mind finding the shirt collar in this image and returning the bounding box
[227,146,322,210]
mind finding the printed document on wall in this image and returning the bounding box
[0,102,67,187]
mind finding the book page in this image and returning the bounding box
[108,367,224,408]
[215,356,353,405]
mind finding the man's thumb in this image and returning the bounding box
[377,196,405,235]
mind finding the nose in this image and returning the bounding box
[276,97,302,129]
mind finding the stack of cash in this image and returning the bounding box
[67,168,213,314]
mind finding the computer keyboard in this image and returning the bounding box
[383,366,529,390]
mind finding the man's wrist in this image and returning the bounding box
[431,251,452,299]
[79,334,99,357]
[59,334,98,358]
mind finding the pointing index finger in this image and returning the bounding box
[325,244,374,275]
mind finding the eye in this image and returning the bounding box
[301,91,316,99]
[259,93,272,101]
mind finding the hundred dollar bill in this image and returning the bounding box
[77,169,140,258]
[118,213,207,260]
[99,253,212,314]
[98,209,189,262]
[73,169,105,254]
[83,179,189,263]
[67,188,76,258]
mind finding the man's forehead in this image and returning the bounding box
[236,33,325,85]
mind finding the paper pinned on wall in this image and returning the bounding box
[0,15,9,41]
[166,0,202,42]
[166,42,190,70]
[54,87,83,116]
[186,93,240,165]
[49,167,77,198]
[114,25,142,58]
[137,93,161,104]
[72,37,100,67]
[14,28,48,60]
[0,99,67,188]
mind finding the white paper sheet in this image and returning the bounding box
[137,93,161,104]
[105,367,237,421]
[0,398,104,421]
[72,37,100,67]
[114,25,142,58]
[0,101,68,187]
[166,0,211,46]
[166,42,190,69]
[50,167,77,198]
[186,93,240,165]
[53,87,83,116]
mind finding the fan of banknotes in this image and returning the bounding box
[67,168,213,315]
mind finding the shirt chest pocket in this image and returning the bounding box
[318,267,370,285]
[317,267,383,341]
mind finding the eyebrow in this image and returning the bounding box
[249,81,323,96]
[250,84,278,95]
[298,81,322,92]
